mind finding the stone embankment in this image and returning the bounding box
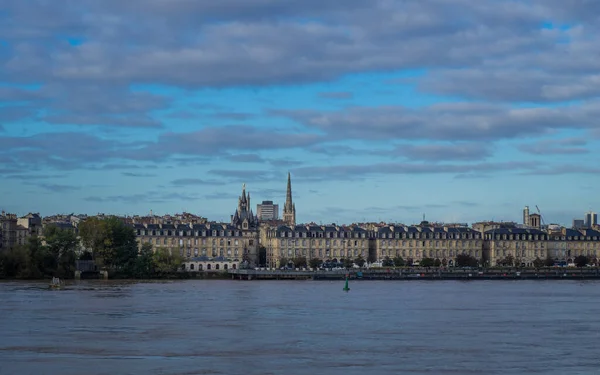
[228,267,600,281]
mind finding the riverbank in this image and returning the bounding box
[228,267,600,281]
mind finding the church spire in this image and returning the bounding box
[283,172,296,226]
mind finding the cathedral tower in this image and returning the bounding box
[283,172,296,226]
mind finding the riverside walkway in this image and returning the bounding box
[228,267,600,281]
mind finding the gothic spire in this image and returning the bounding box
[285,172,293,210]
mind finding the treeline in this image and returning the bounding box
[0,225,78,279]
[0,217,183,279]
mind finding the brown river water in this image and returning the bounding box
[1,279,599,375]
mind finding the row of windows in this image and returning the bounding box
[137,229,250,237]
[380,249,482,258]
[279,239,366,247]
[489,234,548,241]
[379,240,481,247]
[277,231,368,239]
[141,238,254,246]
[272,249,367,258]
[187,263,237,271]
[378,232,480,240]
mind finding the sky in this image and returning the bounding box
[1,0,599,226]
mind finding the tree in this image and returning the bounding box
[44,224,79,278]
[382,256,394,267]
[342,257,354,269]
[434,258,442,267]
[533,257,544,269]
[134,242,155,278]
[544,256,555,267]
[442,258,448,267]
[309,258,322,269]
[279,257,289,268]
[78,217,109,261]
[258,246,267,266]
[420,257,435,267]
[153,247,183,276]
[456,254,479,268]
[354,255,366,268]
[393,256,405,267]
[292,256,307,268]
[501,254,514,267]
[574,255,589,268]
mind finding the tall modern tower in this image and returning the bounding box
[283,172,296,226]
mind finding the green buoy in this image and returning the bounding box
[343,275,350,292]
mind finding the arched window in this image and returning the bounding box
[190,263,195,270]
[216,264,220,270]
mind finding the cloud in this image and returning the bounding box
[291,161,537,181]
[388,143,492,161]
[0,126,322,171]
[84,191,200,204]
[121,172,157,177]
[225,154,265,163]
[40,184,80,192]
[274,102,600,142]
[524,165,600,176]
[518,138,590,155]
[318,91,353,99]
[212,112,256,120]
[171,178,224,186]
[2,0,592,90]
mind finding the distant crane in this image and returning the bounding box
[535,205,547,228]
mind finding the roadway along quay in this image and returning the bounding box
[228,268,600,281]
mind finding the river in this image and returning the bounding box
[1,280,599,374]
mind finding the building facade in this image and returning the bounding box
[263,224,375,268]
[135,185,260,271]
[257,201,279,221]
[0,212,18,249]
[375,224,483,266]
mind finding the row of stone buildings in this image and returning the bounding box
[3,175,600,270]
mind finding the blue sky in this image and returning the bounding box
[1,0,599,225]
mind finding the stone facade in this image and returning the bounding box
[263,224,375,268]
[375,224,482,266]
[0,212,18,249]
[134,185,259,266]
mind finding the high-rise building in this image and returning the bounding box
[585,211,598,228]
[523,206,530,226]
[257,201,279,221]
[283,172,296,226]
[573,219,585,229]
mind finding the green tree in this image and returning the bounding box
[279,257,289,268]
[533,257,544,269]
[434,258,442,267]
[420,257,435,267]
[442,258,448,267]
[574,255,589,268]
[341,257,352,268]
[354,255,366,268]
[134,242,156,278]
[292,256,307,268]
[153,247,183,276]
[78,217,109,261]
[44,224,79,278]
[382,256,394,267]
[309,258,322,269]
[393,255,405,267]
[544,256,555,267]
[456,254,479,268]
[0,246,28,278]
[501,254,514,267]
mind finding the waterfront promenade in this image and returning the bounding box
[228,267,600,281]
